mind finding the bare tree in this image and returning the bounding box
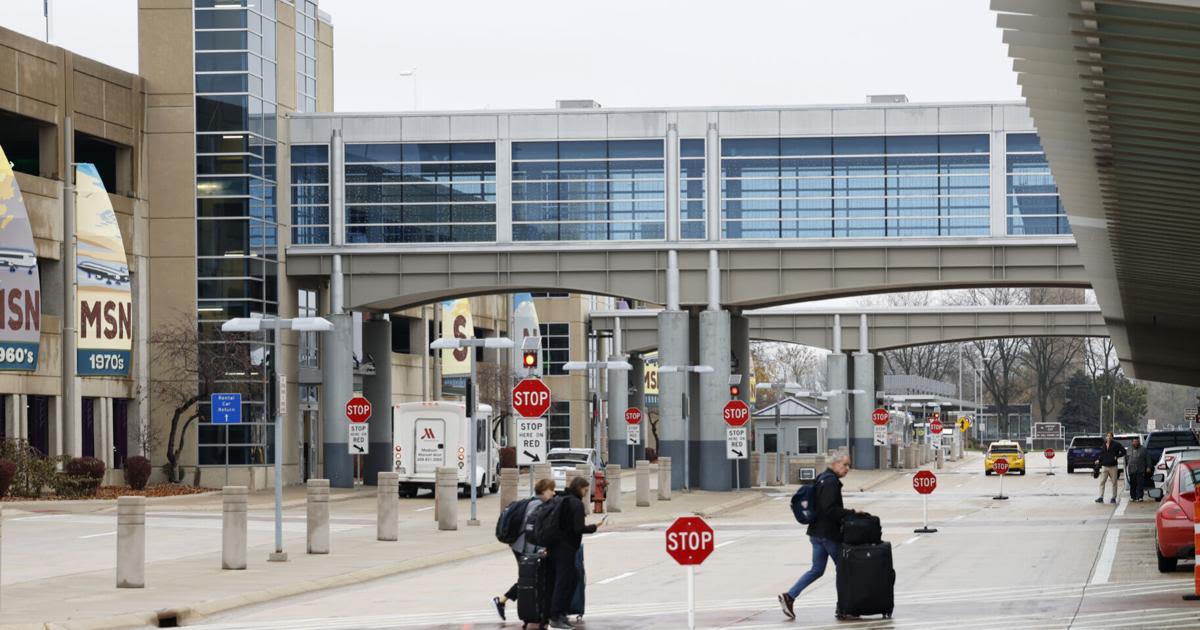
[1023,288,1086,423]
[473,360,513,439]
[954,288,1031,436]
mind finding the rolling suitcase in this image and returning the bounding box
[516,554,545,628]
[836,542,895,619]
[841,512,882,545]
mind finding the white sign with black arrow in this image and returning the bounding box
[516,416,547,466]
[726,426,748,460]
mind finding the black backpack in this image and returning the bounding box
[790,471,830,524]
[528,495,566,548]
[495,497,535,544]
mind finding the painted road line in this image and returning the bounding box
[78,531,117,539]
[413,506,433,512]
[588,532,613,541]
[902,535,921,546]
[1114,498,1128,517]
[715,539,740,549]
[1090,528,1120,585]
[952,514,966,521]
[596,571,637,585]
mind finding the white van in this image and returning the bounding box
[392,401,498,497]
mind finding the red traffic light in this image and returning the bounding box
[522,350,538,368]
[729,384,740,398]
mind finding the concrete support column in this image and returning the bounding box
[321,313,354,488]
[606,353,630,468]
[635,459,650,507]
[699,309,731,490]
[103,398,114,468]
[222,486,248,570]
[361,318,393,485]
[116,496,145,588]
[852,352,877,469]
[377,472,399,541]
[628,354,646,461]
[4,395,15,440]
[656,310,688,490]
[731,314,751,488]
[16,394,27,441]
[436,467,457,530]
[306,479,330,554]
[658,456,672,501]
[826,354,848,451]
[605,464,621,513]
[499,467,518,510]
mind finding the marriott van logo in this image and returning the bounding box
[420,428,437,440]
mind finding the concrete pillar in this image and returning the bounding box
[731,313,751,489]
[436,467,458,530]
[532,462,551,490]
[852,352,877,469]
[628,354,646,461]
[222,486,248,570]
[826,353,848,450]
[635,459,650,507]
[658,456,672,501]
[321,313,355,488]
[377,472,399,541]
[605,464,621,513]
[116,496,145,588]
[362,319,393,485]
[656,310,688,490]
[306,479,330,554]
[698,309,731,491]
[499,467,519,510]
[607,352,630,468]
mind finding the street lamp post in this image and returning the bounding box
[430,335,513,526]
[1101,394,1111,434]
[222,315,334,562]
[564,360,633,467]
[658,363,713,491]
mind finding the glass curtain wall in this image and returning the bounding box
[291,144,329,244]
[294,0,318,112]
[679,139,706,239]
[194,0,280,466]
[720,135,990,238]
[1006,133,1069,235]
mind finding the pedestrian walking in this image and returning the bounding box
[492,478,557,621]
[1094,431,1126,504]
[778,454,859,620]
[544,476,604,629]
[1125,437,1150,502]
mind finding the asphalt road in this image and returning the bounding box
[193,452,1200,629]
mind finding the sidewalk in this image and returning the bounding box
[0,476,764,630]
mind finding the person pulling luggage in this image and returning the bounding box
[492,478,557,622]
[543,476,605,629]
[778,454,861,620]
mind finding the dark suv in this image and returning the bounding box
[1145,430,1200,469]
[1067,435,1103,473]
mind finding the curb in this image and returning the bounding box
[693,491,768,519]
[1,491,224,514]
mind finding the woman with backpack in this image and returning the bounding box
[492,478,557,621]
[543,476,604,629]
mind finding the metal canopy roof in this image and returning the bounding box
[994,0,1200,385]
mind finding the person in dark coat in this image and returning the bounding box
[545,476,603,629]
[1095,431,1126,504]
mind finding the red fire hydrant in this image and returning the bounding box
[592,469,607,513]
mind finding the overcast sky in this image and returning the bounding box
[4,0,1020,111]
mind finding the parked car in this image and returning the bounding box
[1145,430,1200,469]
[1067,435,1103,474]
[1156,448,1200,487]
[547,448,597,489]
[1149,460,1200,572]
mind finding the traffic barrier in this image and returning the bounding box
[533,462,552,489]
[377,472,399,542]
[606,464,622,512]
[935,448,944,470]
[307,479,330,554]
[1187,522,1200,600]
[221,486,248,569]
[499,467,518,510]
[658,456,672,500]
[116,496,145,588]
[635,459,651,507]
[436,467,458,531]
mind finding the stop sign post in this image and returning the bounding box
[624,407,643,456]
[512,378,552,418]
[723,401,750,490]
[346,396,371,456]
[1044,448,1056,476]
[912,470,938,534]
[993,457,1010,501]
[665,516,715,630]
[872,408,889,447]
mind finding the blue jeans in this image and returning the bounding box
[787,536,841,599]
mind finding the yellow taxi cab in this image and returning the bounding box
[985,440,1026,475]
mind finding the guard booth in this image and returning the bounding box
[752,396,828,484]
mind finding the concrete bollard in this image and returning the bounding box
[658,456,672,500]
[936,448,944,470]
[605,464,622,513]
[116,496,145,588]
[499,467,519,510]
[575,464,592,514]
[533,462,552,490]
[377,472,399,542]
[222,486,248,570]
[635,459,651,507]
[307,479,330,554]
[436,467,458,531]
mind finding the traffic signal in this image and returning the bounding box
[729,384,740,398]
[522,349,538,370]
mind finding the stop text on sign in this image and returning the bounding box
[665,516,715,565]
[345,396,372,423]
[625,407,643,425]
[912,470,937,494]
[723,400,750,427]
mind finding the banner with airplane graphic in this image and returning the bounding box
[0,144,42,371]
[75,164,131,376]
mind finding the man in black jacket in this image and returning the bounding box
[545,476,604,629]
[778,454,856,620]
[1095,431,1126,504]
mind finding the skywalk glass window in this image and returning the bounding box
[512,140,666,241]
[1005,133,1069,235]
[720,134,990,239]
[343,142,497,243]
[680,139,706,240]
[291,144,329,245]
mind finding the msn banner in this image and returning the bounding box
[0,144,42,371]
[75,164,131,376]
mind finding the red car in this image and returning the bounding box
[1150,460,1199,572]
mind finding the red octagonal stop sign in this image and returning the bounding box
[1044,448,1055,460]
[512,378,552,418]
[665,516,714,565]
[872,408,889,426]
[929,418,944,435]
[625,407,643,425]
[723,400,750,427]
[993,458,1010,475]
[913,470,937,495]
[345,396,372,423]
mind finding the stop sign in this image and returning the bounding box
[345,396,372,423]
[1044,448,1055,460]
[929,418,944,435]
[913,470,937,495]
[723,400,750,427]
[993,458,1010,475]
[625,407,643,425]
[872,408,889,426]
[512,378,552,418]
[665,516,714,565]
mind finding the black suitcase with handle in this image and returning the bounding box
[841,512,883,545]
[835,541,895,619]
[516,554,545,628]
